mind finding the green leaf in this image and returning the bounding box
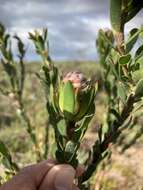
[50,66,58,86]
[14,35,25,57]
[0,140,17,171]
[57,119,67,136]
[4,34,10,48]
[135,45,143,61]
[59,81,75,119]
[108,58,120,80]
[50,85,58,114]
[75,103,95,140]
[0,23,5,37]
[65,141,76,154]
[59,83,64,111]
[50,142,57,159]
[43,28,48,41]
[126,28,139,53]
[102,124,109,137]
[0,140,11,161]
[132,69,143,82]
[77,150,89,165]
[135,79,143,98]
[117,82,127,103]
[74,87,95,121]
[110,109,121,121]
[110,0,122,32]
[72,128,82,143]
[126,0,143,23]
[119,54,131,65]
[64,141,77,162]
[37,35,45,51]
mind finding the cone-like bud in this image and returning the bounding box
[58,71,96,121]
[63,71,87,90]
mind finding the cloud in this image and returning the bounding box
[0,0,142,60]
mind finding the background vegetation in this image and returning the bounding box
[0,0,143,189]
[0,61,143,189]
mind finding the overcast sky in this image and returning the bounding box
[0,0,143,61]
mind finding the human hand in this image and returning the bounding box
[0,160,80,190]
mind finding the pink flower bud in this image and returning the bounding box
[63,71,87,90]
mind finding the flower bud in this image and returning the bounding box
[63,71,87,91]
[58,71,96,121]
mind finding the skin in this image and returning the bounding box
[0,160,80,190]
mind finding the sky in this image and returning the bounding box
[0,0,143,61]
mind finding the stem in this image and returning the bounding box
[116,94,135,127]
[122,126,143,152]
[18,97,42,162]
[67,121,76,140]
[81,94,135,182]
[19,58,25,98]
[115,0,130,55]
[115,30,125,55]
[43,120,49,159]
[0,87,39,158]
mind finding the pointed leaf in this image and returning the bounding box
[117,83,127,103]
[135,79,143,98]
[64,141,77,162]
[57,119,67,136]
[59,83,64,112]
[0,140,11,161]
[135,45,143,61]
[126,28,139,53]
[126,0,143,22]
[75,104,95,141]
[132,69,143,82]
[59,81,75,119]
[119,54,131,65]
[74,87,95,121]
[50,85,58,113]
[110,0,122,32]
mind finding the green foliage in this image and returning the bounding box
[0,0,143,189]
[29,29,96,169]
[110,0,122,32]
[125,0,143,22]
[0,23,42,162]
[119,54,131,65]
[135,79,143,99]
[93,1,143,187]
[0,140,18,173]
[59,81,75,119]
[110,0,143,33]
[126,28,139,53]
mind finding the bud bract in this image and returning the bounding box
[63,71,87,90]
[58,71,96,121]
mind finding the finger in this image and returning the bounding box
[22,159,56,187]
[0,159,56,190]
[75,165,85,177]
[39,164,76,190]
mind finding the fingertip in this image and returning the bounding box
[54,165,76,190]
[39,164,76,190]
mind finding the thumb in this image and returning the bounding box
[39,164,78,190]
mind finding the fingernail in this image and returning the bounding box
[54,165,75,190]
